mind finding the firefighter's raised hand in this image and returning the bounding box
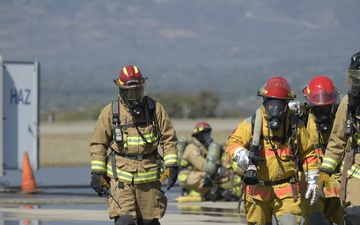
[234,147,249,171]
[305,170,320,205]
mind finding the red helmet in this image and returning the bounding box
[302,76,339,106]
[192,122,212,136]
[114,65,146,101]
[258,76,295,100]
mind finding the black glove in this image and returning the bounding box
[166,166,178,190]
[203,175,213,187]
[90,171,104,197]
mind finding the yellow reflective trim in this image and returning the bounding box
[180,160,189,167]
[220,182,232,189]
[178,173,188,182]
[340,163,360,180]
[107,165,161,183]
[321,157,338,171]
[188,189,201,197]
[164,154,178,165]
[126,133,157,145]
[91,160,106,172]
[193,127,204,133]
[231,162,238,171]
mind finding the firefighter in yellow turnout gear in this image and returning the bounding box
[295,76,343,225]
[89,65,178,225]
[178,122,242,201]
[318,51,360,225]
[226,76,321,225]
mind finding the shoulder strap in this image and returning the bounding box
[111,98,123,144]
[112,98,120,126]
[287,114,298,144]
[145,96,159,138]
[252,107,262,146]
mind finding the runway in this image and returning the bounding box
[0,186,247,225]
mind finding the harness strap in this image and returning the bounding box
[340,147,354,203]
[112,99,119,125]
[111,148,157,161]
[110,151,118,180]
[257,175,294,186]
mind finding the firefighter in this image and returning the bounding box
[318,51,360,225]
[89,65,178,225]
[178,122,239,201]
[226,76,321,225]
[299,76,343,225]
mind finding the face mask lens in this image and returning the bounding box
[197,132,213,147]
[120,85,144,101]
[264,99,287,119]
[351,86,360,98]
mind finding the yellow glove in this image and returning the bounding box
[318,171,331,191]
[159,166,178,190]
[159,168,170,183]
[101,174,110,189]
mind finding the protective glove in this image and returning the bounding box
[203,175,213,187]
[90,171,105,197]
[233,147,249,171]
[159,166,178,190]
[318,170,331,194]
[305,170,320,206]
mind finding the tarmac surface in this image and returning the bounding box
[0,187,247,225]
[0,119,249,224]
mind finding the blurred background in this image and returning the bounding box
[1,0,359,121]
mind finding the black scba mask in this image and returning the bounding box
[264,99,288,131]
[127,99,144,116]
[311,105,333,132]
[196,131,213,148]
[348,85,360,115]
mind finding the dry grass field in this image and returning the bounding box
[39,118,243,168]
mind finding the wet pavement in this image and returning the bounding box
[0,167,247,224]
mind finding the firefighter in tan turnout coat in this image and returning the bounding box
[318,51,360,225]
[89,65,178,225]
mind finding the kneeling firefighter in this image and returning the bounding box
[178,122,239,201]
[89,65,178,225]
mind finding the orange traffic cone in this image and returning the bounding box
[22,205,33,225]
[22,151,37,194]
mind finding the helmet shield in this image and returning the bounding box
[346,69,360,88]
[119,83,145,101]
[302,88,338,106]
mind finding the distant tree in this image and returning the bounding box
[187,90,220,118]
[152,90,220,118]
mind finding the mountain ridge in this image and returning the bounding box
[0,0,359,114]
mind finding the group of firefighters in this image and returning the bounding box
[89,51,360,225]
